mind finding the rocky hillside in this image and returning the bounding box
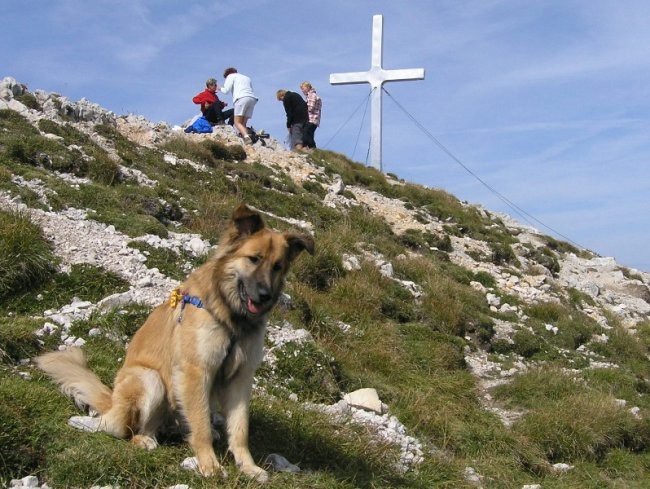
[1,76,649,489]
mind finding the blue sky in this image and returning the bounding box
[2,1,649,271]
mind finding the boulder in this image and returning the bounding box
[343,388,386,414]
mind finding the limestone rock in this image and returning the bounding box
[343,388,386,414]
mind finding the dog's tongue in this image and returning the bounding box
[247,297,260,314]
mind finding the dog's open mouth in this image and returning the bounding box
[239,282,264,315]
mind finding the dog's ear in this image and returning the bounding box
[284,232,315,262]
[230,204,265,239]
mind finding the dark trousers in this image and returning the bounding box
[303,122,317,148]
[204,104,234,126]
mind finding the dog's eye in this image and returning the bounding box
[248,256,260,264]
[272,261,283,271]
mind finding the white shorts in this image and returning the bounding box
[234,96,257,118]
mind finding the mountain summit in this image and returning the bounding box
[1,76,649,488]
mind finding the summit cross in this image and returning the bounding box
[330,14,425,171]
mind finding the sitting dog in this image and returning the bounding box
[37,204,314,481]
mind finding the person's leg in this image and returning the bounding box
[234,98,256,143]
[304,123,316,148]
[223,108,235,126]
[203,105,220,125]
[290,124,305,151]
[234,116,250,142]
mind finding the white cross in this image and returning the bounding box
[330,14,425,171]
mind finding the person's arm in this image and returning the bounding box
[283,98,292,128]
[219,75,233,94]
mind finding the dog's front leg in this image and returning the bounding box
[218,330,269,483]
[178,362,225,477]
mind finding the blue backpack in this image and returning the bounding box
[184,116,213,134]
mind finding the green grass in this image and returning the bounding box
[1,263,130,315]
[0,210,57,299]
[127,241,206,281]
[0,110,120,185]
[1,101,649,488]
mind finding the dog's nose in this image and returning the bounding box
[257,284,271,303]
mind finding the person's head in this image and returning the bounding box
[223,67,238,78]
[300,81,312,96]
[206,78,217,90]
[276,89,287,101]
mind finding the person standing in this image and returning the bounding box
[276,89,308,151]
[219,68,258,145]
[300,81,321,149]
[192,78,234,126]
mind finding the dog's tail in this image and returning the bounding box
[36,347,113,414]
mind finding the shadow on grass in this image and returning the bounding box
[247,399,414,488]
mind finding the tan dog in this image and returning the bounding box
[37,204,314,481]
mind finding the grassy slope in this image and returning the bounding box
[0,108,649,488]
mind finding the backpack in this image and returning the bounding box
[247,127,270,146]
[184,116,213,134]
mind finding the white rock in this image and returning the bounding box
[522,485,541,489]
[463,466,482,484]
[10,475,39,488]
[68,415,101,432]
[470,281,487,293]
[630,407,642,419]
[328,176,345,195]
[180,456,200,471]
[342,254,361,271]
[552,463,574,473]
[188,236,208,255]
[344,388,385,414]
[486,293,501,307]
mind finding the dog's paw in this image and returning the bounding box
[68,415,101,432]
[185,452,227,478]
[242,465,269,483]
[131,435,158,450]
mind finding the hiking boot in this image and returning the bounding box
[243,135,253,145]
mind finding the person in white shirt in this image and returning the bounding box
[219,67,258,145]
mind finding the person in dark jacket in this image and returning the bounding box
[276,89,308,151]
[192,78,234,126]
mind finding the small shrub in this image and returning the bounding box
[37,119,90,146]
[490,338,514,354]
[302,180,326,199]
[399,229,428,251]
[567,287,595,307]
[0,210,57,299]
[202,139,232,162]
[379,279,418,323]
[266,341,341,403]
[127,241,206,281]
[494,367,585,409]
[88,153,121,185]
[226,144,246,161]
[15,93,41,111]
[513,393,646,461]
[527,246,560,275]
[0,317,47,363]
[2,264,130,315]
[544,236,581,255]
[490,242,520,266]
[512,329,544,358]
[473,270,496,288]
[291,241,344,291]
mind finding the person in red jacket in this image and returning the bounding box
[192,78,234,126]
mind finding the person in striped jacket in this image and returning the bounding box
[300,81,322,149]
